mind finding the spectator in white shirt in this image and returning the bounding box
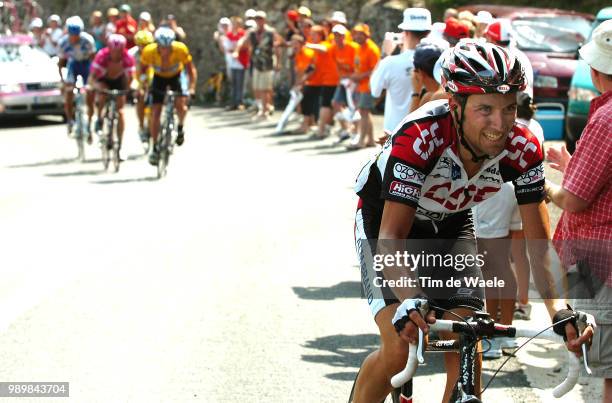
[370,8,432,133]
[42,15,63,57]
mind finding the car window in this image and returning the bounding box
[512,16,592,53]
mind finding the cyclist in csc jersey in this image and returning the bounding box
[140,27,197,165]
[351,41,595,402]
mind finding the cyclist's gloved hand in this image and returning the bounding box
[392,297,435,344]
[553,305,596,355]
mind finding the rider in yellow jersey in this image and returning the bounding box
[140,27,197,165]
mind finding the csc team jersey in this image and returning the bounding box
[355,99,546,222]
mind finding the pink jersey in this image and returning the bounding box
[90,47,135,79]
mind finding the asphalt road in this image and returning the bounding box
[0,107,602,402]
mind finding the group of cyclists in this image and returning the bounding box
[54,7,197,166]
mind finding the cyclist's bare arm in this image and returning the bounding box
[185,61,197,93]
[377,200,423,301]
[139,63,151,89]
[57,57,67,83]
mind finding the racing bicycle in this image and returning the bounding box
[71,75,88,162]
[155,89,177,179]
[348,298,595,403]
[96,89,130,173]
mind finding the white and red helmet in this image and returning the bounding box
[484,19,513,44]
[440,39,526,95]
[107,34,127,50]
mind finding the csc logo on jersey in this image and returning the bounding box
[393,163,425,184]
[412,121,443,161]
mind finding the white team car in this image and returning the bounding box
[0,34,64,118]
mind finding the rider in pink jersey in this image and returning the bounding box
[90,34,135,155]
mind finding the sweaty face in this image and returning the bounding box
[459,92,517,157]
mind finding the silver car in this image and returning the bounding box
[0,34,64,117]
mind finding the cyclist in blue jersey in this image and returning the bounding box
[57,16,96,140]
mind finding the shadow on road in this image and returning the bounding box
[301,333,379,381]
[292,281,361,300]
[0,115,64,128]
[6,157,77,169]
[45,169,104,177]
[91,176,158,184]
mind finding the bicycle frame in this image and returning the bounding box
[98,89,128,172]
[72,78,87,161]
[156,89,177,178]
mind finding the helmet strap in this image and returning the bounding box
[452,96,490,163]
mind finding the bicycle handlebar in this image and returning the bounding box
[391,319,583,398]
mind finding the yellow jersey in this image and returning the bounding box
[140,41,192,78]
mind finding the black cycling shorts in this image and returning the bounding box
[151,73,187,104]
[355,199,485,318]
[99,76,127,91]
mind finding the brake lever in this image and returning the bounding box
[576,311,597,375]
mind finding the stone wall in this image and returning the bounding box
[36,0,411,101]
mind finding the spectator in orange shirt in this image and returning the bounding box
[349,23,380,149]
[306,25,340,138]
[291,34,316,134]
[329,24,358,140]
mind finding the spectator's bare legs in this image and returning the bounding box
[511,230,531,306]
[317,106,332,136]
[358,108,374,146]
[332,100,348,133]
[265,89,274,114]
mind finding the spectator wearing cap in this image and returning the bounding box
[89,11,106,51]
[284,10,301,86]
[28,18,44,48]
[305,25,340,138]
[546,21,612,400]
[291,34,317,134]
[348,23,380,149]
[409,42,445,111]
[42,14,63,56]
[105,8,119,40]
[484,19,533,99]
[138,11,155,33]
[443,17,470,46]
[328,11,352,42]
[115,4,138,48]
[298,6,312,20]
[298,18,314,42]
[329,23,359,140]
[221,17,249,110]
[244,8,257,22]
[370,8,432,135]
[238,11,283,119]
[474,10,493,38]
